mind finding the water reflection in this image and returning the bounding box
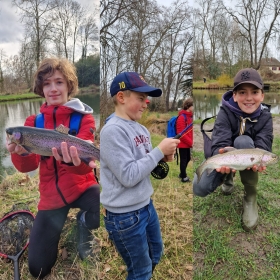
[0,94,100,180]
[193,89,280,120]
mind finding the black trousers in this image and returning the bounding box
[179,148,191,178]
[28,185,100,279]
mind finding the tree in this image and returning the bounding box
[224,0,280,70]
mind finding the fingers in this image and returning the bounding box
[89,161,97,169]
[216,166,236,174]
[52,142,81,166]
[164,154,174,162]
[158,138,180,155]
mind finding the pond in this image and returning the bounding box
[193,89,280,120]
[0,94,100,180]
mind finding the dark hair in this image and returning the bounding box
[33,57,78,97]
[183,97,193,110]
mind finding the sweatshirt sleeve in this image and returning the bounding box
[100,124,164,188]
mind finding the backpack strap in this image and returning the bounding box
[200,115,216,133]
[69,112,83,136]
[35,112,83,136]
[35,113,44,128]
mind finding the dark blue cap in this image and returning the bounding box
[110,72,162,97]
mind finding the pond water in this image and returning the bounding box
[193,89,280,120]
[0,94,100,180]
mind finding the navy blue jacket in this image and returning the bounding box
[211,91,273,156]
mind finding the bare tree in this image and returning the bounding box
[223,0,280,69]
[12,0,56,67]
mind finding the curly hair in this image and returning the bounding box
[183,97,193,110]
[33,57,78,98]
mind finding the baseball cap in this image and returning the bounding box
[110,72,162,97]
[233,68,263,91]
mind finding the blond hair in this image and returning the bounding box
[33,57,78,98]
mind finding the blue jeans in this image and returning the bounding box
[193,135,256,197]
[104,200,163,280]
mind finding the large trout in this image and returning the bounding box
[6,125,100,164]
[196,148,278,182]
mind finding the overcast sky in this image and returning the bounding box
[0,0,192,58]
[0,0,99,58]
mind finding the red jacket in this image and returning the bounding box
[176,110,193,148]
[11,103,98,210]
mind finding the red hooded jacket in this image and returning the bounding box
[176,110,193,148]
[11,103,98,210]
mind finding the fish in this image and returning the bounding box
[6,125,100,164]
[196,148,278,182]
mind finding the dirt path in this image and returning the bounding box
[193,115,280,152]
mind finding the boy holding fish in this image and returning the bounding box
[100,72,180,279]
[6,58,100,278]
[193,68,274,231]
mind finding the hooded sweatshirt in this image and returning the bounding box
[11,98,98,210]
[211,90,273,156]
[100,116,164,213]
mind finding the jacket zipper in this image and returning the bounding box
[53,107,69,206]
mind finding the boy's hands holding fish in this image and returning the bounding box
[5,138,29,155]
[52,141,97,168]
[215,147,266,174]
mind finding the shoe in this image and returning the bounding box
[77,212,96,260]
[221,173,234,195]
[242,186,258,231]
[221,184,234,195]
[181,177,190,183]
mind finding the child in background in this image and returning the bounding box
[100,72,180,279]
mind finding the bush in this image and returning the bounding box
[217,74,233,88]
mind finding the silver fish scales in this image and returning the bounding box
[196,148,278,182]
[6,125,100,164]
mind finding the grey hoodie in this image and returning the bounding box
[64,98,93,114]
[100,116,164,213]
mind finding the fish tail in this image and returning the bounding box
[196,164,204,183]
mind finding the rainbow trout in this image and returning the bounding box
[196,148,278,182]
[6,125,100,164]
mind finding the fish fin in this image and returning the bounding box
[56,124,70,134]
[206,168,214,175]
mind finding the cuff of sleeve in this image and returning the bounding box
[156,146,164,156]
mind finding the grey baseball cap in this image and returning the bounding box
[233,68,263,91]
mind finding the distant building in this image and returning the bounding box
[261,57,280,74]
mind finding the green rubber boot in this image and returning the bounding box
[221,172,234,195]
[240,169,259,231]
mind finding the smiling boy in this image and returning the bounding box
[193,68,273,231]
[100,72,180,279]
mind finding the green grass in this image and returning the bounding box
[193,136,280,280]
[0,134,193,280]
[0,92,42,102]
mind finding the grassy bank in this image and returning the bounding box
[193,136,280,280]
[0,133,193,279]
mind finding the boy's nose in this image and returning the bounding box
[50,83,57,91]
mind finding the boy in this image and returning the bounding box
[100,72,180,279]
[6,58,100,278]
[193,68,273,231]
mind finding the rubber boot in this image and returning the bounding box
[221,172,234,195]
[77,211,95,260]
[240,169,259,231]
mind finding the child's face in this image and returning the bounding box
[123,91,148,121]
[43,70,69,106]
[233,83,264,114]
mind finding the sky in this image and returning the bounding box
[0,0,99,58]
[0,0,193,59]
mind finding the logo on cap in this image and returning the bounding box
[241,71,250,81]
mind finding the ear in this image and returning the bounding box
[260,91,264,102]
[233,92,237,102]
[116,91,125,104]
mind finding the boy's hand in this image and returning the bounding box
[52,142,81,166]
[216,146,236,174]
[249,165,266,172]
[158,138,180,156]
[6,136,29,155]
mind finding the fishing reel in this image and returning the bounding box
[151,160,169,179]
